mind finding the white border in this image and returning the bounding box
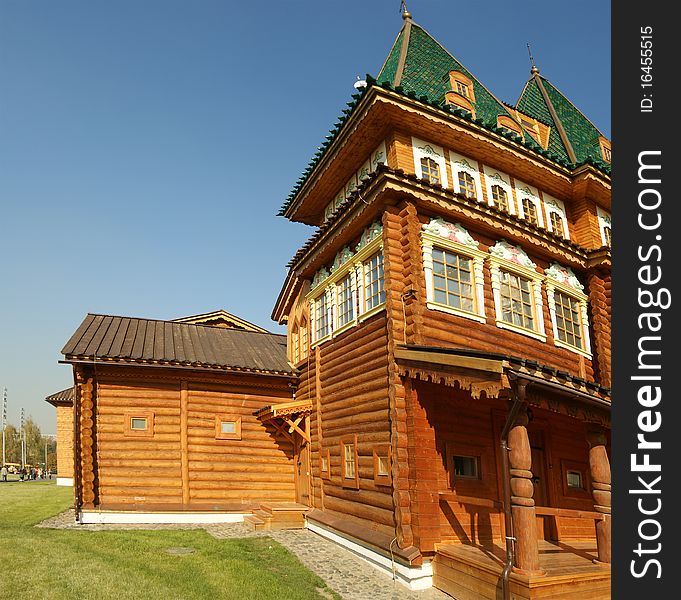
[449,151,484,202]
[56,477,73,487]
[482,166,516,215]
[412,137,449,188]
[306,520,433,590]
[78,511,248,525]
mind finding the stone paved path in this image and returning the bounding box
[38,511,452,600]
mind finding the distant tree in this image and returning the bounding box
[24,417,43,465]
[2,424,21,464]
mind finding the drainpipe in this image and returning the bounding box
[500,375,528,600]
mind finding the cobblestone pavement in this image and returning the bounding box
[38,511,452,600]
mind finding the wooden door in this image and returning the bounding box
[294,436,311,506]
[530,445,548,506]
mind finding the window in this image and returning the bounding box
[604,226,612,247]
[373,445,392,486]
[455,80,469,98]
[291,326,300,363]
[130,418,147,431]
[496,115,523,137]
[521,198,538,226]
[364,252,385,311]
[566,470,584,489]
[314,294,330,341]
[320,448,331,480]
[340,435,359,489]
[549,212,565,237]
[553,290,584,350]
[422,219,487,324]
[453,455,480,479]
[603,146,611,162]
[457,171,477,199]
[215,416,242,440]
[499,270,535,330]
[124,411,154,437]
[431,248,475,312]
[336,273,355,327]
[491,185,509,212]
[420,157,441,185]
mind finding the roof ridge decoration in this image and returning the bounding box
[489,240,537,270]
[545,262,585,292]
[422,218,479,249]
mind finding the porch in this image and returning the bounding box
[434,539,610,600]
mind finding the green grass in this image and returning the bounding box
[0,481,339,600]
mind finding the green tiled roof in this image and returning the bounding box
[377,22,517,130]
[517,75,609,168]
[278,19,610,218]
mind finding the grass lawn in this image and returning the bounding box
[0,481,339,600]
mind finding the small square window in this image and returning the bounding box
[221,421,237,434]
[124,411,154,437]
[130,418,148,431]
[215,415,242,440]
[566,470,583,489]
[453,455,480,479]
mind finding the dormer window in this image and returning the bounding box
[420,157,441,185]
[599,136,612,163]
[455,80,469,98]
[496,115,523,138]
[604,226,612,247]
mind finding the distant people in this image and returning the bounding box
[1,465,7,482]
[19,468,25,481]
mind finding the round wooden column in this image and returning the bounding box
[508,409,544,576]
[587,429,611,564]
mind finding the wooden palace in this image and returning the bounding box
[52,9,611,600]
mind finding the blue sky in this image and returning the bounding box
[0,0,610,432]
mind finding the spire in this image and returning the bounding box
[527,44,539,75]
[400,0,412,21]
[393,1,413,87]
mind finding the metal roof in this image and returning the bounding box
[45,387,75,406]
[61,314,294,376]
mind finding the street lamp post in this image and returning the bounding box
[1,388,6,467]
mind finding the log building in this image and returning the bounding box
[45,386,75,486]
[54,9,611,599]
[271,9,611,599]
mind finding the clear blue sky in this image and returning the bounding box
[0,0,610,433]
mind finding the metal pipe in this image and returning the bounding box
[500,375,528,600]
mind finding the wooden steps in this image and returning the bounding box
[244,502,308,531]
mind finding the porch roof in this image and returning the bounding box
[395,344,611,413]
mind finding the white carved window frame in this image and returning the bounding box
[422,232,487,324]
[542,193,570,240]
[307,236,384,347]
[514,180,545,228]
[597,207,611,248]
[449,151,484,202]
[412,138,449,188]
[545,277,592,358]
[489,256,546,342]
[482,167,516,215]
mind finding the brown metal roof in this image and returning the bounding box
[45,387,75,406]
[61,314,294,376]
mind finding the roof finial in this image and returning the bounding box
[527,43,539,75]
[400,0,412,21]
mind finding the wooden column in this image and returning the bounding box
[508,408,544,575]
[587,429,612,564]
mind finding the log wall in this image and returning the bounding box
[307,313,396,538]
[382,205,595,382]
[56,405,74,479]
[87,367,294,509]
